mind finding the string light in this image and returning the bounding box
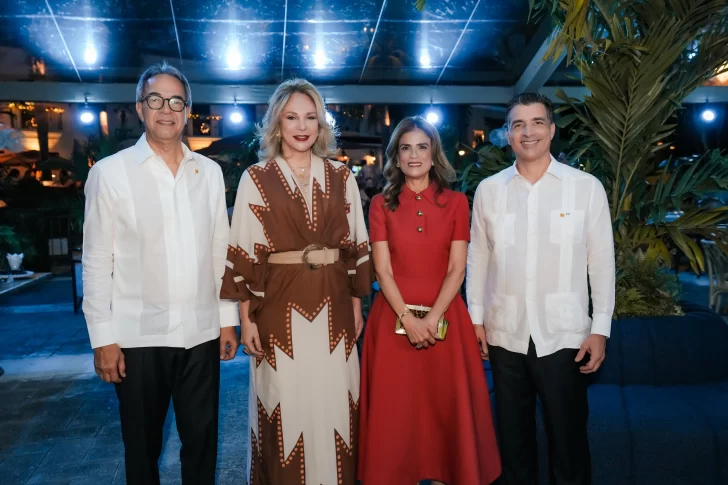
[6,103,64,113]
[188,114,223,121]
[8,102,35,111]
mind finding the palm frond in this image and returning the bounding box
[523,0,728,301]
[458,145,512,203]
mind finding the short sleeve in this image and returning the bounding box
[452,193,471,241]
[368,194,388,243]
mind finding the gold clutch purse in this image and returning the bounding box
[395,304,448,340]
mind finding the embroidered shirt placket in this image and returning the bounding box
[525,179,540,342]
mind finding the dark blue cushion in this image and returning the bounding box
[614,317,658,385]
[535,388,633,485]
[591,323,623,386]
[650,309,728,385]
[599,306,728,386]
[530,382,728,485]
[623,386,718,485]
[664,382,728,485]
[483,305,728,485]
[587,385,632,485]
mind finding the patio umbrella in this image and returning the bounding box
[37,156,74,171]
[194,133,254,158]
[0,150,69,167]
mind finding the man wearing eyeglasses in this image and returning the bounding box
[82,62,239,484]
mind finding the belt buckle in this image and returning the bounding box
[302,244,324,270]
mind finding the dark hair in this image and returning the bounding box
[505,92,555,128]
[382,116,456,212]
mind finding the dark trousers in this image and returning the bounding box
[114,338,220,485]
[489,339,591,485]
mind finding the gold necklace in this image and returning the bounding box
[283,157,311,192]
[282,156,311,173]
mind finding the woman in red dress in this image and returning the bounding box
[358,116,502,485]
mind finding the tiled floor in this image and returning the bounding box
[0,272,720,484]
[0,277,249,485]
[0,359,250,484]
[0,363,250,485]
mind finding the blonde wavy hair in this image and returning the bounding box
[382,116,457,211]
[256,78,339,161]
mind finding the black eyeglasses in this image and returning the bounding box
[140,94,187,112]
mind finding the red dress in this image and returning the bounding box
[358,184,502,485]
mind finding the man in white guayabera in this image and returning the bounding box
[82,62,239,484]
[466,93,616,485]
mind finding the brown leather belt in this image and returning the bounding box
[267,244,340,270]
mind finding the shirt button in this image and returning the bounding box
[417,227,423,232]
[417,211,423,216]
[415,195,422,200]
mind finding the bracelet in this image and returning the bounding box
[398,308,410,320]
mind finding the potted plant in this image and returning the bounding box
[458,0,728,318]
[532,0,728,267]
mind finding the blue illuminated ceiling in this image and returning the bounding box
[0,0,548,85]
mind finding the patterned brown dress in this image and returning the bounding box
[221,155,372,485]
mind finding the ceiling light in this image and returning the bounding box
[458,150,466,156]
[420,51,431,68]
[701,109,716,122]
[79,94,95,124]
[314,51,327,69]
[80,110,95,124]
[230,95,244,124]
[230,111,243,124]
[226,43,242,70]
[425,110,439,125]
[84,44,97,65]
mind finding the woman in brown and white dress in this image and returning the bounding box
[221,78,372,485]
